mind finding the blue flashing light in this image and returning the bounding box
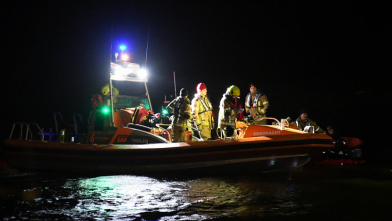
[119,45,126,51]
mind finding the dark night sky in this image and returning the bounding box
[2,1,390,155]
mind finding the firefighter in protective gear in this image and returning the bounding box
[191,83,214,140]
[101,84,119,106]
[166,88,193,142]
[295,109,325,133]
[218,85,242,138]
[245,83,269,124]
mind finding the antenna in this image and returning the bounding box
[110,22,113,64]
[174,71,177,97]
[145,28,150,68]
[109,22,113,127]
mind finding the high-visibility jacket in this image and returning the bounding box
[295,117,325,133]
[245,92,269,120]
[218,94,240,130]
[191,94,214,129]
[167,96,192,128]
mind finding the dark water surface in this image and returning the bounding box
[1,164,392,221]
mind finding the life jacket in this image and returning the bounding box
[192,94,213,127]
[296,118,311,131]
[197,96,212,113]
[218,94,238,128]
[245,92,263,108]
[91,94,103,109]
[228,95,238,109]
[132,107,150,124]
[295,117,322,132]
[172,97,191,127]
[174,97,188,116]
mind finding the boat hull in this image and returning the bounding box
[2,134,332,175]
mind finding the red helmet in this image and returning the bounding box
[197,83,206,93]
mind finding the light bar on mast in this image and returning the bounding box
[108,43,153,127]
[110,62,148,82]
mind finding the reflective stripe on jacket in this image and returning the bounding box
[295,117,325,133]
[167,96,192,127]
[218,94,239,129]
[191,94,213,127]
[245,93,269,119]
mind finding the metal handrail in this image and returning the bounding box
[249,117,292,131]
[54,112,63,135]
[73,113,83,135]
[9,122,44,141]
[156,124,172,143]
[189,125,204,141]
[251,117,280,126]
[303,126,315,134]
[126,123,153,131]
[126,123,172,143]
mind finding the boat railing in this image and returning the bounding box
[251,117,294,130]
[54,111,63,136]
[303,126,315,134]
[155,124,172,143]
[127,123,172,143]
[9,122,44,141]
[127,123,154,131]
[252,117,279,125]
[73,113,83,136]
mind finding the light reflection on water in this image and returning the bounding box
[58,175,301,220]
[63,176,194,220]
[0,173,302,220]
[2,165,392,220]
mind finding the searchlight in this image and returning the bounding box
[138,69,148,78]
[110,61,148,82]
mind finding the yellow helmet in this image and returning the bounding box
[101,84,119,96]
[227,85,240,97]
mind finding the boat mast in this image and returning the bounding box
[145,82,153,112]
[174,71,177,97]
[109,23,114,127]
[108,30,153,127]
[145,28,153,112]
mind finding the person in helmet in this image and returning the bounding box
[218,85,242,138]
[101,84,119,106]
[191,83,214,141]
[245,83,269,124]
[295,109,325,133]
[166,88,192,142]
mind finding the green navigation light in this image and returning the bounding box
[102,107,110,114]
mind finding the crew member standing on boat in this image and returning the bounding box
[245,83,269,125]
[101,84,120,107]
[218,85,242,138]
[191,83,214,141]
[295,109,325,133]
[167,88,192,142]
